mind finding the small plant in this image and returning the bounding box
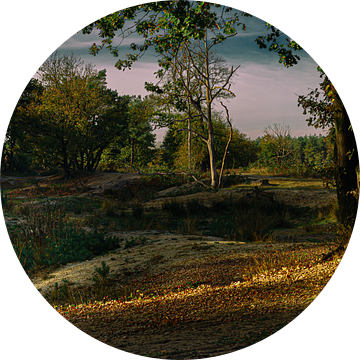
[124,236,147,249]
[48,279,77,306]
[232,209,271,242]
[92,261,111,284]
[11,218,120,273]
[181,216,199,234]
[14,203,31,217]
[124,238,137,249]
[272,210,292,228]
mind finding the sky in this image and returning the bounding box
[51,5,329,141]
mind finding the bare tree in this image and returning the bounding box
[149,34,239,188]
[262,123,293,164]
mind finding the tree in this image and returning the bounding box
[73,75,129,172]
[256,23,358,241]
[298,68,358,230]
[82,1,249,71]
[99,96,156,171]
[35,52,127,176]
[261,123,293,165]
[82,0,359,228]
[125,96,156,167]
[82,1,249,187]
[148,37,239,187]
[2,79,43,173]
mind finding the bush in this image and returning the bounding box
[12,220,120,272]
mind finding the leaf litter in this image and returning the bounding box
[50,236,340,359]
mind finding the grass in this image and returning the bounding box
[240,172,330,191]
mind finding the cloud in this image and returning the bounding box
[52,5,327,140]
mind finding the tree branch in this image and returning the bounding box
[176,128,208,143]
[212,65,240,101]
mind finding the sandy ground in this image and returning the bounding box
[32,231,306,294]
[3,171,336,295]
[80,172,141,195]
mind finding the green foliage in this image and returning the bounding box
[124,236,147,249]
[11,211,120,272]
[92,261,111,283]
[297,67,334,130]
[255,23,302,67]
[161,116,258,171]
[253,124,334,178]
[1,79,43,174]
[100,95,156,170]
[5,53,130,176]
[83,2,249,72]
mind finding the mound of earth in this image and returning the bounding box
[80,172,141,195]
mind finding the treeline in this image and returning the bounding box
[160,121,333,177]
[252,124,333,177]
[2,53,333,179]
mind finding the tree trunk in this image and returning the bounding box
[334,97,359,229]
[62,141,71,178]
[8,138,15,173]
[204,33,218,188]
[188,108,192,170]
[207,137,219,188]
[320,98,358,261]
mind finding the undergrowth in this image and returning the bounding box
[9,203,120,273]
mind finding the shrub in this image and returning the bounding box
[19,203,66,248]
[12,220,120,272]
[92,261,111,284]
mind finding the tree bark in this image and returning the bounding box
[333,97,359,228]
[320,99,358,261]
[207,138,219,188]
[218,101,233,188]
[204,33,219,188]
